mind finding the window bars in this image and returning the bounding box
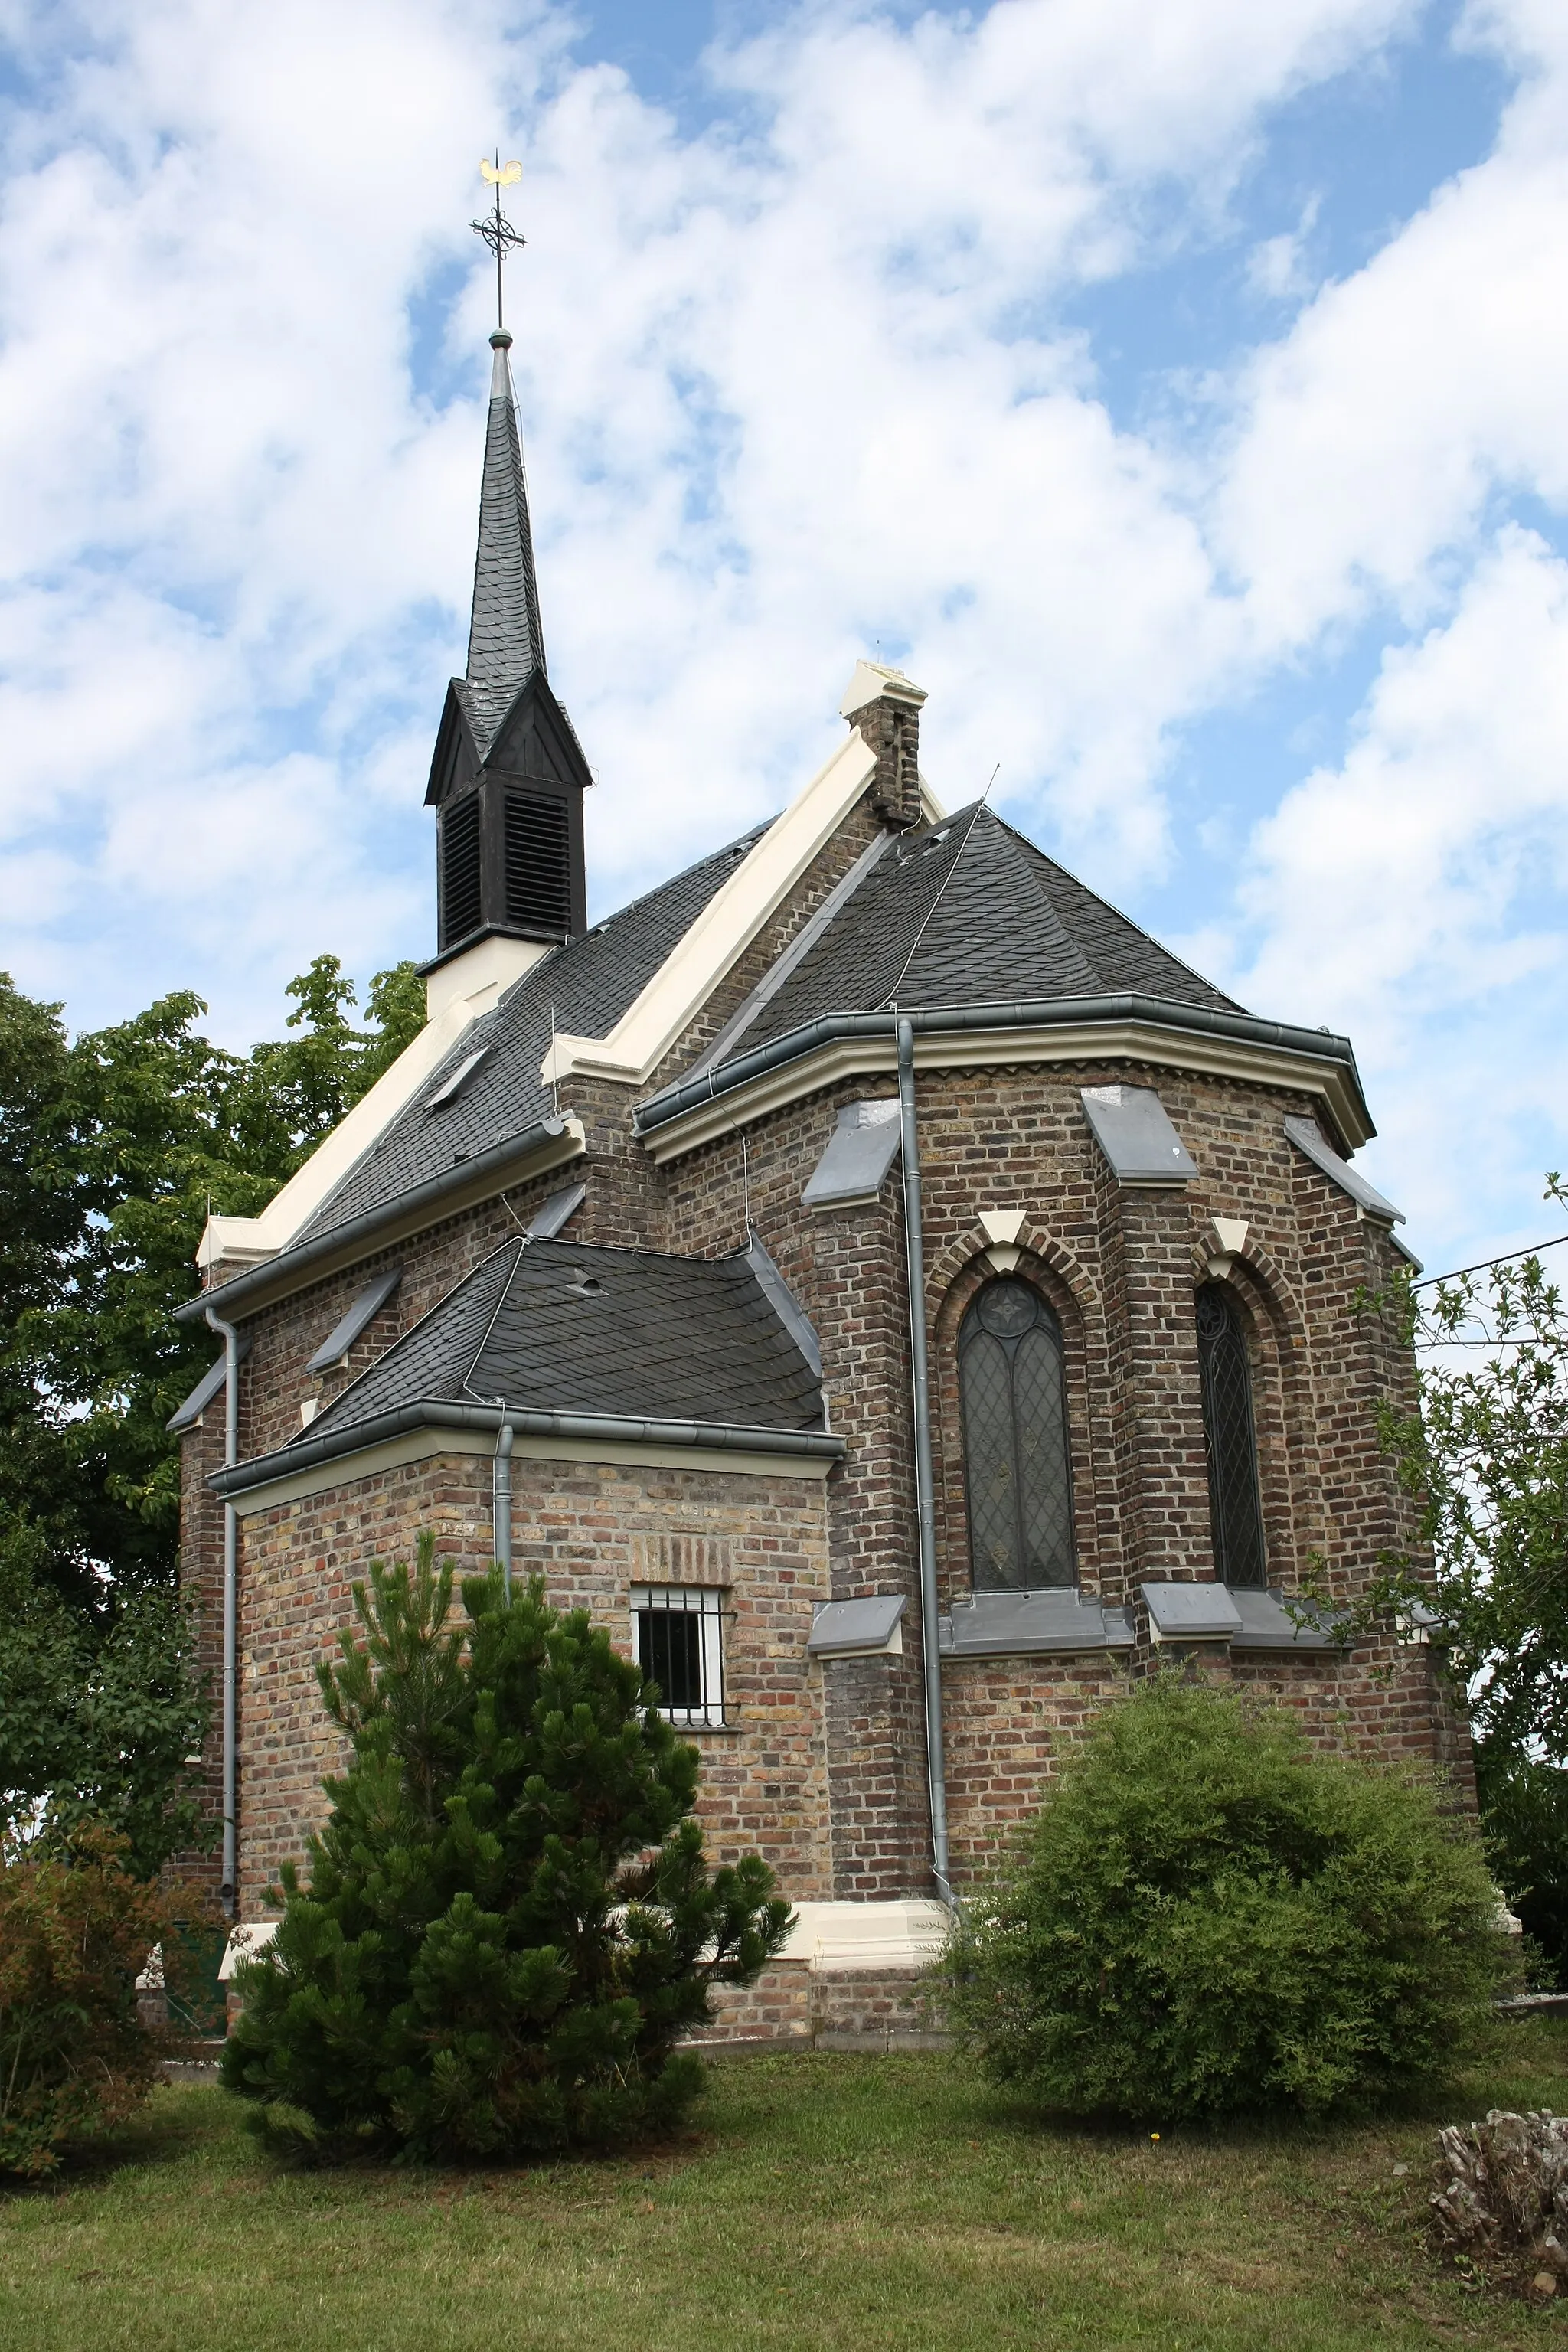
[959,1278,1076,1592]
[1195,1282,1267,1589]
[632,1586,727,1727]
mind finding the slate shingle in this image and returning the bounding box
[298,1236,824,1447]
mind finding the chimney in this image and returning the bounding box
[840,661,927,830]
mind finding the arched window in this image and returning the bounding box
[1195,1282,1266,1588]
[959,1278,1075,1591]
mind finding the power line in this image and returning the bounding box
[1413,1231,1568,1291]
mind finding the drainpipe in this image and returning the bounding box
[204,1305,240,1916]
[897,1016,952,1905]
[493,1418,514,1601]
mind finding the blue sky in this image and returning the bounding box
[2,0,1567,1279]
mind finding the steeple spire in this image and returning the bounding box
[463,326,546,754]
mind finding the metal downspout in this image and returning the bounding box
[897,1016,952,1904]
[493,1421,514,1600]
[204,1305,240,1915]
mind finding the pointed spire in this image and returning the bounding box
[462,328,546,756]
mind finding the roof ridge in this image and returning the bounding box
[299,1237,521,1448]
[998,815,1243,1011]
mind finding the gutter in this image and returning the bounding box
[897,1016,952,1907]
[208,1397,844,1501]
[204,1304,240,1916]
[174,1116,580,1328]
[634,995,1370,1140]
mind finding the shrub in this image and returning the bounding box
[0,1822,201,2177]
[222,1539,790,2161]
[938,1675,1504,2123]
[1477,1748,1568,1989]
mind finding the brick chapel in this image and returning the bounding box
[175,319,1470,2029]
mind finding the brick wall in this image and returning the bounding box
[230,1449,833,1915]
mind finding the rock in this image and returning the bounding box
[1533,2273,1557,2298]
[1392,2164,1410,2179]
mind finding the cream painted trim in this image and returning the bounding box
[227,1419,836,1517]
[209,1120,586,1318]
[541,728,879,1092]
[639,1021,1372,1164]
[424,933,552,1023]
[196,972,514,1276]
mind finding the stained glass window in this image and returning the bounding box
[959,1279,1076,1591]
[1195,1283,1266,1589]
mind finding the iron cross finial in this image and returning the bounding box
[473,154,525,332]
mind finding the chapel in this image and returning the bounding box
[175,321,1470,2037]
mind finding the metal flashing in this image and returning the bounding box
[166,1333,253,1432]
[305,1266,403,1374]
[1284,1115,1404,1224]
[1081,1083,1198,1185]
[940,1589,1135,1656]
[743,1231,824,1380]
[802,1098,903,1210]
[1228,1588,1344,1650]
[526,1181,586,1239]
[808,1594,906,1658]
[1141,1581,1244,1641]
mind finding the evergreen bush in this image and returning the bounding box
[938,1675,1504,2123]
[222,1538,790,2160]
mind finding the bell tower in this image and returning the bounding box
[422,168,590,1010]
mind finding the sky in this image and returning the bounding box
[1,0,1566,1279]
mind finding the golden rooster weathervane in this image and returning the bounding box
[473,154,525,332]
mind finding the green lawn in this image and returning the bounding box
[4,2029,1567,2351]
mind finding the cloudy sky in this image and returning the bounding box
[2,0,1566,1278]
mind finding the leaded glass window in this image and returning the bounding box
[959,1279,1075,1591]
[1195,1282,1266,1589]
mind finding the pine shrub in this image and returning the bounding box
[938,1675,1504,2123]
[0,1823,201,2176]
[222,1538,790,2161]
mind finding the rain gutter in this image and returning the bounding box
[173,1116,580,1327]
[897,1015,952,1907]
[209,1398,844,1501]
[634,995,1370,1139]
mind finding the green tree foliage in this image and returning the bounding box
[0,955,423,1615]
[0,1821,211,2177]
[938,1677,1503,2123]
[0,954,423,1873]
[222,1541,790,2161]
[1377,1187,1568,1764]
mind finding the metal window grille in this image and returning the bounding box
[632,1587,726,1727]
[1196,1282,1267,1589]
[959,1278,1076,1592]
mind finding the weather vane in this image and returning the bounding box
[473,154,525,333]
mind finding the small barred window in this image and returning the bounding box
[632,1587,726,1727]
[1195,1282,1266,1589]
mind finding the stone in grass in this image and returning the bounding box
[1431,2109,1568,2285]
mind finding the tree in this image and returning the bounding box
[938,1676,1503,2123]
[1370,1180,1568,1971]
[222,1543,790,2160]
[0,953,424,1872]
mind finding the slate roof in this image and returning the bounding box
[286,796,1243,1267]
[462,336,547,756]
[718,802,1241,1059]
[296,1234,825,1449]
[293,822,769,1251]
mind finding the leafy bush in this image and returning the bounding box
[222,1539,790,2161]
[939,1675,1504,2123]
[0,1822,203,2177]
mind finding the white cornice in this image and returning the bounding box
[542,727,883,1093]
[195,969,513,1279]
[227,1420,836,1517]
[638,1019,1373,1165]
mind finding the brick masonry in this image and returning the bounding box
[181,778,1476,2021]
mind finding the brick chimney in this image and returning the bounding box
[840,660,927,830]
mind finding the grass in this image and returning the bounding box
[4,2027,1568,2352]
